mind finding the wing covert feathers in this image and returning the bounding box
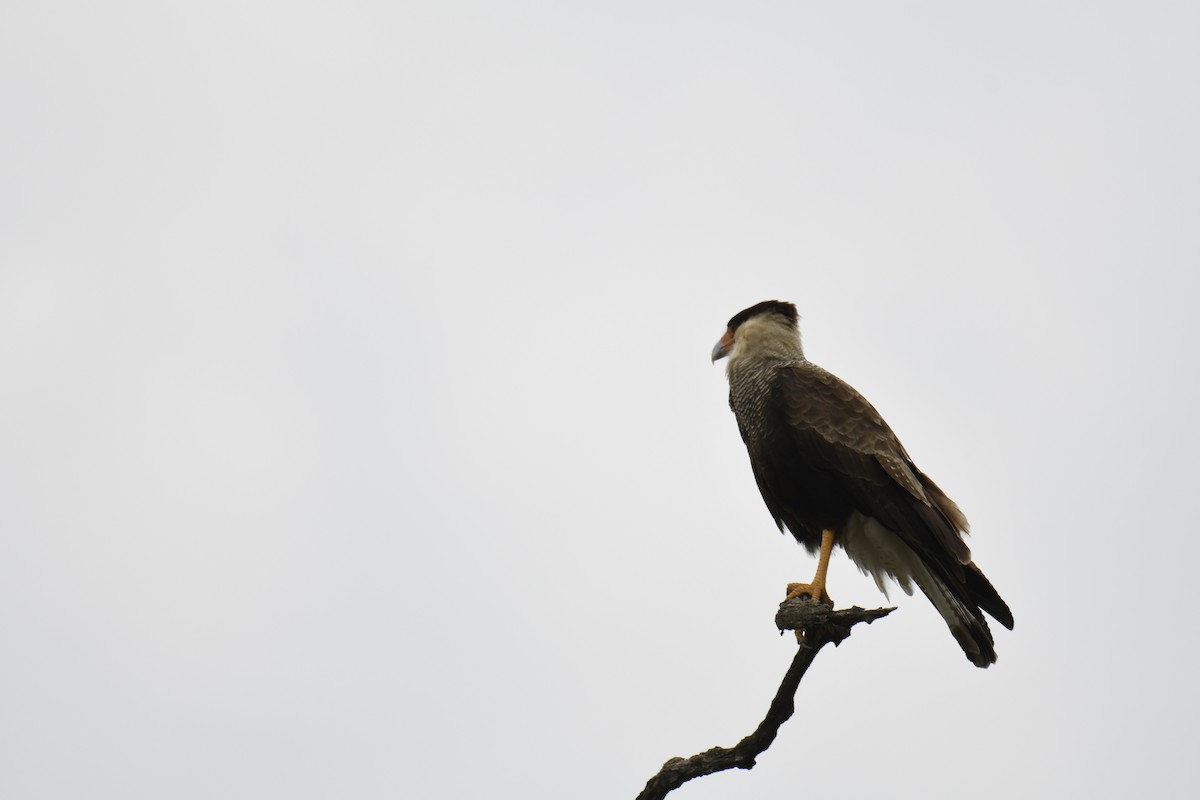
[775,364,973,566]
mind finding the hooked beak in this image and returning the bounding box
[711,328,734,362]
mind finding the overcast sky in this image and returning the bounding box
[3,2,1199,798]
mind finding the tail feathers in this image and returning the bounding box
[909,563,997,668]
[965,562,1014,630]
[839,512,1011,668]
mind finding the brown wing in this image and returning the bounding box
[742,360,1014,649]
[773,362,974,575]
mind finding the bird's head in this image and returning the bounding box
[711,300,802,364]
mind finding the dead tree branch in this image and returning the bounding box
[636,599,893,800]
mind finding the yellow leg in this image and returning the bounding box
[785,529,836,643]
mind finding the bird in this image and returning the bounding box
[711,300,1013,667]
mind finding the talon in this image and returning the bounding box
[783,530,838,644]
[785,582,833,605]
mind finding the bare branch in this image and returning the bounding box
[636,599,893,800]
[774,598,895,643]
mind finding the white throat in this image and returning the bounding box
[727,315,804,370]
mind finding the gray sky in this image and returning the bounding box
[3,2,1198,798]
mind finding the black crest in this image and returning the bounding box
[727,300,798,331]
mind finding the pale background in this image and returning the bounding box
[3,2,1197,798]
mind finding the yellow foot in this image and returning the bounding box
[784,582,834,644]
[785,582,833,606]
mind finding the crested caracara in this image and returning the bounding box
[712,300,1013,667]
